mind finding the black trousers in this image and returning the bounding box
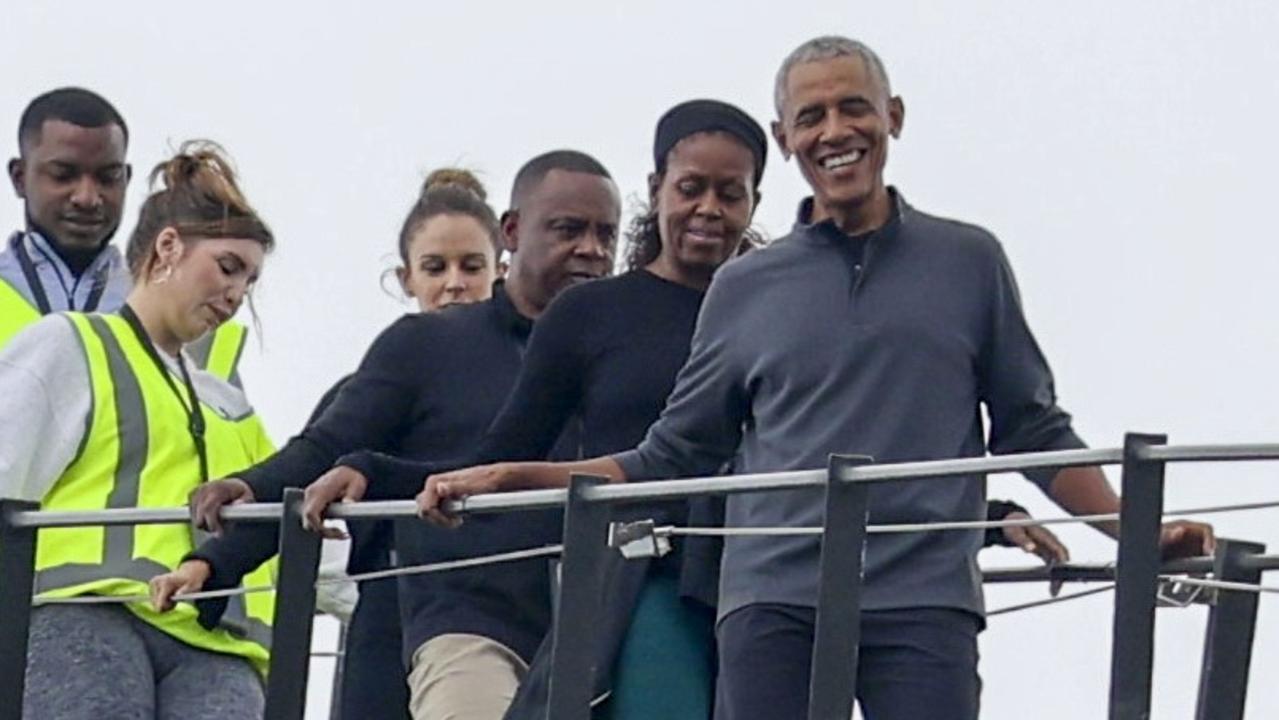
[339,578,411,720]
[715,604,981,720]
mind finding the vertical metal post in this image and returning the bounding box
[264,488,323,720]
[807,454,873,720]
[1109,432,1168,720]
[545,474,611,720]
[0,500,38,720]
[1195,538,1266,720]
[328,621,349,720]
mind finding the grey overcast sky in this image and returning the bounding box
[4,1,1277,717]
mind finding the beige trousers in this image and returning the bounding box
[407,633,529,720]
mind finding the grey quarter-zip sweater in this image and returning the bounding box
[614,190,1085,621]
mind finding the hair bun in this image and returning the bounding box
[153,140,251,214]
[127,139,273,281]
[421,167,486,201]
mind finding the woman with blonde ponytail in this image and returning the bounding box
[0,141,278,719]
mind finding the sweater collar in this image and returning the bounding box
[793,187,908,246]
[490,279,533,340]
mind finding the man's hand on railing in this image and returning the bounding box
[190,478,255,535]
[1159,520,1216,560]
[417,463,513,528]
[148,559,212,612]
[301,465,368,538]
[1001,511,1070,565]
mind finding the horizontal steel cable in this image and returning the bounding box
[33,500,1278,606]
[660,499,1279,537]
[35,545,563,606]
[986,584,1116,617]
[1159,575,1279,595]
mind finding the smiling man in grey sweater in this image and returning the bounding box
[419,35,1215,720]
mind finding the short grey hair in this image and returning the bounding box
[773,36,892,118]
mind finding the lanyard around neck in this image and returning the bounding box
[14,239,53,314]
[119,304,209,485]
[14,237,110,314]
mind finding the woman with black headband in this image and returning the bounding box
[484,99,767,717]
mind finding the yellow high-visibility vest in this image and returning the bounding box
[0,277,41,349]
[187,319,249,387]
[34,313,276,674]
[0,274,249,383]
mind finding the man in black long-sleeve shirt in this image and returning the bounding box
[159,150,622,720]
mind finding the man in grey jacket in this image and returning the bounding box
[419,35,1215,720]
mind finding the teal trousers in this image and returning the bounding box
[597,574,717,719]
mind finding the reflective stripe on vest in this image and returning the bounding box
[0,276,41,349]
[35,313,275,668]
[187,321,248,387]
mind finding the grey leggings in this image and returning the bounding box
[23,604,264,720]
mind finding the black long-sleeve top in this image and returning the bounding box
[302,376,397,574]
[346,270,701,486]
[191,282,573,662]
[344,270,721,707]
[343,270,722,592]
[476,269,703,461]
[344,269,1034,585]
[353,270,703,465]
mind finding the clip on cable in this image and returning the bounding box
[608,519,672,560]
[1157,577,1213,608]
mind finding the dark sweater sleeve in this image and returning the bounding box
[187,319,428,611]
[190,528,273,630]
[342,450,458,500]
[186,373,357,608]
[471,287,588,463]
[342,291,592,500]
[613,270,749,481]
[186,521,278,604]
[983,498,1029,548]
[305,374,351,425]
[238,316,427,502]
[977,240,1085,491]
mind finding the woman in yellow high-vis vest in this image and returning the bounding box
[0,141,277,720]
[153,166,507,720]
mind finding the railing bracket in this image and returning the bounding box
[607,519,671,560]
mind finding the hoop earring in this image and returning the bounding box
[153,264,173,285]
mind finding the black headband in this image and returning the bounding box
[653,99,767,187]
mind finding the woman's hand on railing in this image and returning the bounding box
[416,463,513,528]
[148,559,212,612]
[301,465,368,538]
[189,478,255,535]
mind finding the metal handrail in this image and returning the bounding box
[982,554,1279,583]
[12,442,1279,529]
[1138,443,1279,463]
[3,436,1277,720]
